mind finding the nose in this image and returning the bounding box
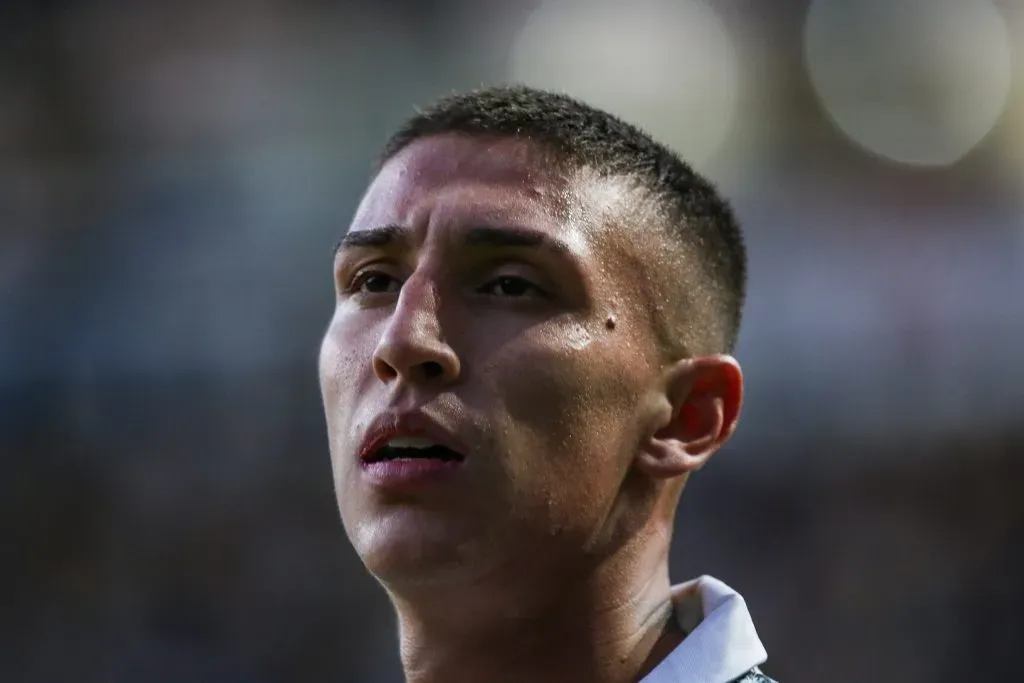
[372,277,461,386]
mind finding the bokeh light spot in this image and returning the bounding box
[804,0,1012,167]
[508,0,740,170]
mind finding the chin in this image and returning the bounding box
[346,508,484,586]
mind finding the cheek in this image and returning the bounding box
[492,325,648,485]
[319,316,377,455]
[320,318,374,528]
[318,332,338,401]
[483,331,651,548]
[318,327,348,477]
[318,325,348,415]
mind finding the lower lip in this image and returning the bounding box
[361,458,464,490]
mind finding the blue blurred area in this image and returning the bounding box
[1,1,1022,681]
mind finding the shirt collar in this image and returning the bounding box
[639,575,768,683]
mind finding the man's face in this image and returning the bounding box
[319,134,669,586]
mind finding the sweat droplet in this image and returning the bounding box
[565,324,593,350]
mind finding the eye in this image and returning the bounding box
[478,275,545,298]
[348,270,402,295]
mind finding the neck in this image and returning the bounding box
[390,532,682,683]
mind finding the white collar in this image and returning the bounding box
[639,575,768,683]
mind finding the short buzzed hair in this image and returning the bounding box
[377,85,747,355]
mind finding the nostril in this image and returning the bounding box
[374,358,399,381]
[420,361,444,380]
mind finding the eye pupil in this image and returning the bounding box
[497,276,529,296]
[363,274,393,292]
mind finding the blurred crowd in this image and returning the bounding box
[1,1,1021,681]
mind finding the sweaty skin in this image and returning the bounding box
[319,133,743,683]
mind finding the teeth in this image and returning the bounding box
[385,436,437,449]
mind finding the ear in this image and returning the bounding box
[636,355,743,479]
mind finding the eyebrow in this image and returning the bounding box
[335,224,573,259]
[335,224,409,251]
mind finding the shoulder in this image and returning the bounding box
[731,667,778,683]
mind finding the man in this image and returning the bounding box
[319,86,777,683]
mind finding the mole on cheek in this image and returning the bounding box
[605,316,616,331]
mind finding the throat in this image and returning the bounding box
[394,582,679,683]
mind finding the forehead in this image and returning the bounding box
[351,134,608,248]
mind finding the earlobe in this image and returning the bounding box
[635,356,743,480]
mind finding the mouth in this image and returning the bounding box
[364,436,466,464]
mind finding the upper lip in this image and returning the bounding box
[358,411,468,463]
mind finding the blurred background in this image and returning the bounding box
[1,0,1021,681]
